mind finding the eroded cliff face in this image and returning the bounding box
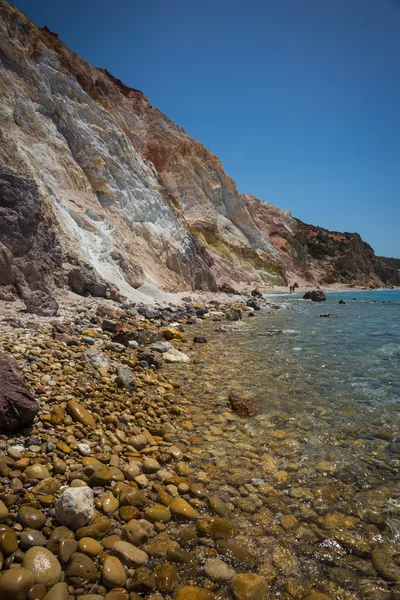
[0,1,397,299]
[0,2,216,298]
[291,222,400,287]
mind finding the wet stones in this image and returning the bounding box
[207,496,227,517]
[144,505,171,523]
[102,555,127,588]
[130,567,156,593]
[112,540,148,567]
[77,537,102,557]
[55,486,94,530]
[197,517,236,539]
[59,539,78,564]
[22,547,62,587]
[231,573,269,600]
[0,567,34,600]
[169,497,199,521]
[204,558,236,583]
[66,399,96,428]
[215,541,258,568]
[0,500,9,522]
[65,552,97,586]
[142,458,160,474]
[75,516,111,540]
[154,562,178,592]
[175,587,216,600]
[123,520,149,546]
[17,506,46,529]
[0,530,18,555]
[371,547,400,582]
[42,582,69,600]
[20,530,47,549]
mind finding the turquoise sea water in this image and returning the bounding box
[243,290,400,477]
[262,289,400,415]
[208,288,400,488]
[173,289,400,595]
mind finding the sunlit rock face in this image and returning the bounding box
[0,1,398,297]
[0,2,216,297]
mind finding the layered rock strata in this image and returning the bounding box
[0,0,398,300]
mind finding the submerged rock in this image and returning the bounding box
[303,290,327,302]
[231,573,269,599]
[228,393,260,416]
[164,349,190,363]
[225,308,242,321]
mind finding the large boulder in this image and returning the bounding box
[0,168,63,298]
[0,354,39,431]
[67,264,108,297]
[303,290,327,302]
[21,289,59,316]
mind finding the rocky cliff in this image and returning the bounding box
[0,0,398,301]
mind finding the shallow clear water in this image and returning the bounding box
[224,289,400,484]
[173,289,400,597]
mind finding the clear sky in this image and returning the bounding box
[12,0,400,257]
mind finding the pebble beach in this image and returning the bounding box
[0,291,399,600]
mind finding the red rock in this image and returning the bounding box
[228,394,260,417]
[0,354,39,431]
[52,332,80,346]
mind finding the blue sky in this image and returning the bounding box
[13,0,400,256]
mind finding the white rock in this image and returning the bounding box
[204,558,236,582]
[77,443,91,456]
[150,341,174,353]
[164,349,191,363]
[55,486,94,530]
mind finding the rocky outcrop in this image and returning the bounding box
[291,222,400,288]
[21,289,59,316]
[0,353,39,431]
[0,1,216,297]
[303,290,327,302]
[0,168,63,299]
[378,257,400,271]
[0,1,397,296]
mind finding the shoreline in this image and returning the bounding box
[0,292,399,599]
[0,293,273,600]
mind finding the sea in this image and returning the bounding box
[232,289,400,486]
[173,288,400,597]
